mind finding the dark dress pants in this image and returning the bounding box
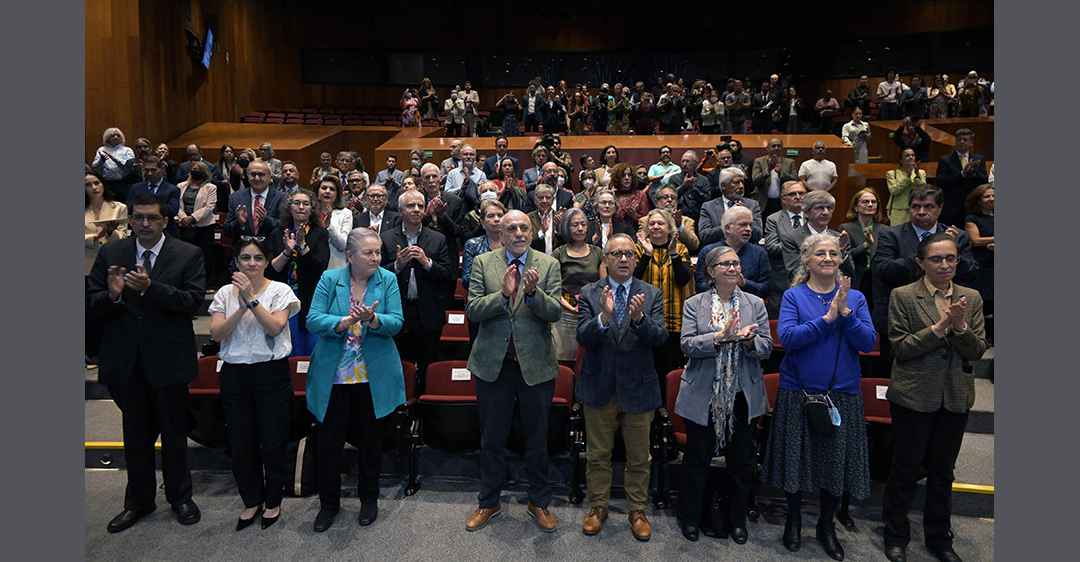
[883,403,969,551]
[394,299,441,394]
[108,363,193,511]
[476,355,556,509]
[219,358,292,510]
[317,383,383,510]
[679,392,757,529]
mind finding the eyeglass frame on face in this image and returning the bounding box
[291,200,312,207]
[710,260,742,270]
[925,255,958,265]
[858,198,878,205]
[130,214,164,223]
[605,250,636,260]
[657,193,678,202]
[239,236,266,243]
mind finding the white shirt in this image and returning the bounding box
[798,158,838,191]
[208,281,301,364]
[134,235,165,271]
[537,210,555,254]
[768,169,782,199]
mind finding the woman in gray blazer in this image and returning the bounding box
[675,245,772,544]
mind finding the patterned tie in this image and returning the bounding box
[252,194,263,236]
[370,221,379,233]
[919,230,929,241]
[141,249,153,273]
[614,284,627,327]
[792,214,801,229]
[509,259,523,305]
[960,153,968,169]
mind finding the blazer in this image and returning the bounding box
[420,190,465,270]
[87,236,205,388]
[885,168,927,226]
[839,220,879,291]
[127,180,181,238]
[780,224,856,282]
[576,277,667,414]
[324,208,353,270]
[176,160,223,184]
[935,152,988,225]
[85,201,128,275]
[305,266,406,422]
[379,225,455,332]
[694,240,770,299]
[465,248,563,385]
[353,209,402,234]
[676,288,773,426]
[266,223,330,332]
[697,197,763,246]
[750,155,798,208]
[223,187,286,240]
[528,209,565,253]
[483,154,520,180]
[176,181,218,227]
[871,222,978,329]
[887,280,987,413]
[764,209,802,304]
[522,166,542,191]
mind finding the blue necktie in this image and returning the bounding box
[614,284,627,327]
[919,230,929,241]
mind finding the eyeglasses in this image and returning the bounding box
[783,192,807,198]
[291,200,312,207]
[605,250,637,260]
[239,236,265,243]
[858,199,878,205]
[366,193,387,200]
[926,255,958,265]
[657,194,677,201]
[237,255,267,263]
[711,261,742,269]
[130,214,164,223]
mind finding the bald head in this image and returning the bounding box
[501,210,533,257]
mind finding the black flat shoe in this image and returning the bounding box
[884,545,907,562]
[107,506,155,533]
[313,508,338,532]
[680,520,699,542]
[359,502,378,526]
[172,500,201,526]
[236,507,263,531]
[730,526,748,544]
[816,521,845,561]
[260,509,280,530]
[783,515,802,552]
[928,547,962,562]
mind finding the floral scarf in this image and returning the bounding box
[710,289,741,453]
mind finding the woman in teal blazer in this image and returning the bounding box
[305,227,405,532]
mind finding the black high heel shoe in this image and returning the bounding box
[261,507,281,529]
[236,506,263,531]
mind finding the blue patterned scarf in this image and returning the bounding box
[710,289,741,453]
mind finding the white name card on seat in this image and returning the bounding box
[690,255,698,265]
[451,368,471,381]
[448,313,466,325]
[214,232,221,240]
[297,361,309,374]
[216,360,224,372]
[876,385,888,400]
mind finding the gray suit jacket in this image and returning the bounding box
[887,280,986,413]
[764,210,803,313]
[576,277,667,415]
[676,288,773,426]
[465,248,563,385]
[779,224,856,283]
[750,156,798,208]
[697,197,763,246]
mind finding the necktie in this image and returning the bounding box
[150,183,158,195]
[960,153,968,169]
[792,214,801,228]
[614,284,627,327]
[509,259,523,305]
[252,194,263,235]
[919,230,929,241]
[141,249,153,272]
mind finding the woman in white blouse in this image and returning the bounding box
[841,108,871,164]
[90,127,135,192]
[314,175,353,269]
[209,237,301,531]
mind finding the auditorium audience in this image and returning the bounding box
[840,188,884,307]
[701,166,763,246]
[752,138,798,219]
[267,188,329,357]
[876,68,907,121]
[309,152,339,188]
[156,143,181,185]
[646,185,700,254]
[964,184,994,324]
[798,141,839,192]
[176,161,219,288]
[461,198,506,292]
[847,75,872,114]
[893,117,932,163]
[764,180,807,318]
[551,208,604,363]
[927,75,950,120]
[591,189,634,249]
[694,206,770,298]
[255,143,284,188]
[610,162,652,226]
[900,75,928,120]
[936,128,988,227]
[352,183,400,234]
[92,127,136,196]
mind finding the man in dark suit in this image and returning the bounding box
[464,210,563,533]
[522,146,549,192]
[527,184,563,254]
[697,167,763,245]
[539,86,566,134]
[575,234,667,541]
[87,193,205,533]
[175,143,223,185]
[751,138,798,219]
[418,163,465,276]
[223,161,286,241]
[155,143,181,186]
[751,80,780,134]
[352,183,401,234]
[763,181,807,318]
[482,136,520,180]
[694,206,770,299]
[668,150,715,224]
[935,128,988,227]
[126,155,180,238]
[380,189,455,392]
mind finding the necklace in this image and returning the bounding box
[809,285,837,307]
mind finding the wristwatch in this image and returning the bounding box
[297,243,308,251]
[247,299,260,310]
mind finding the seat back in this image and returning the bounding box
[665,369,686,446]
[440,310,470,343]
[861,377,892,424]
[762,372,781,414]
[402,360,416,402]
[770,319,783,350]
[417,361,480,453]
[191,356,222,395]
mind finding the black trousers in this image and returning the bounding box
[219,358,292,510]
[394,299,441,394]
[679,392,757,528]
[882,403,969,551]
[445,123,463,137]
[108,364,193,511]
[475,356,556,509]
[652,331,685,404]
[180,224,218,288]
[523,113,540,133]
[316,383,383,510]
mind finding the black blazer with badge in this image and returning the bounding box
[87,237,206,388]
[380,226,456,333]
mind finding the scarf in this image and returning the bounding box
[709,289,741,453]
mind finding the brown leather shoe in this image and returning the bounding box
[465,502,501,531]
[527,502,557,533]
[629,510,651,541]
[582,506,608,535]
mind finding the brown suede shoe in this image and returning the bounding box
[582,506,608,535]
[629,510,651,541]
[465,502,501,531]
[527,502,557,533]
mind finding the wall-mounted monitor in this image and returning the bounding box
[201,28,214,69]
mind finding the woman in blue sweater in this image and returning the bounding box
[761,232,876,561]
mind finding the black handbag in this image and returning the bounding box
[791,334,843,436]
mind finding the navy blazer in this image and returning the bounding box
[353,209,402,233]
[223,187,286,240]
[935,152,988,226]
[482,154,520,180]
[522,166,542,191]
[127,180,181,238]
[575,277,668,415]
[87,236,205,388]
[694,240,770,299]
[697,197,763,245]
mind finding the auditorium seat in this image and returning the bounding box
[241,116,264,124]
[188,356,227,448]
[285,119,303,124]
[286,113,304,120]
[439,310,469,344]
[653,369,686,508]
[405,361,481,495]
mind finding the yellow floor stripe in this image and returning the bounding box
[953,483,994,495]
[86,441,161,450]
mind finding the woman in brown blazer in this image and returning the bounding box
[881,232,987,562]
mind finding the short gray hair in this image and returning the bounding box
[720,205,752,229]
[704,245,738,287]
[716,166,746,187]
[346,227,382,255]
[595,188,619,210]
[398,188,425,210]
[604,233,636,253]
[802,190,836,211]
